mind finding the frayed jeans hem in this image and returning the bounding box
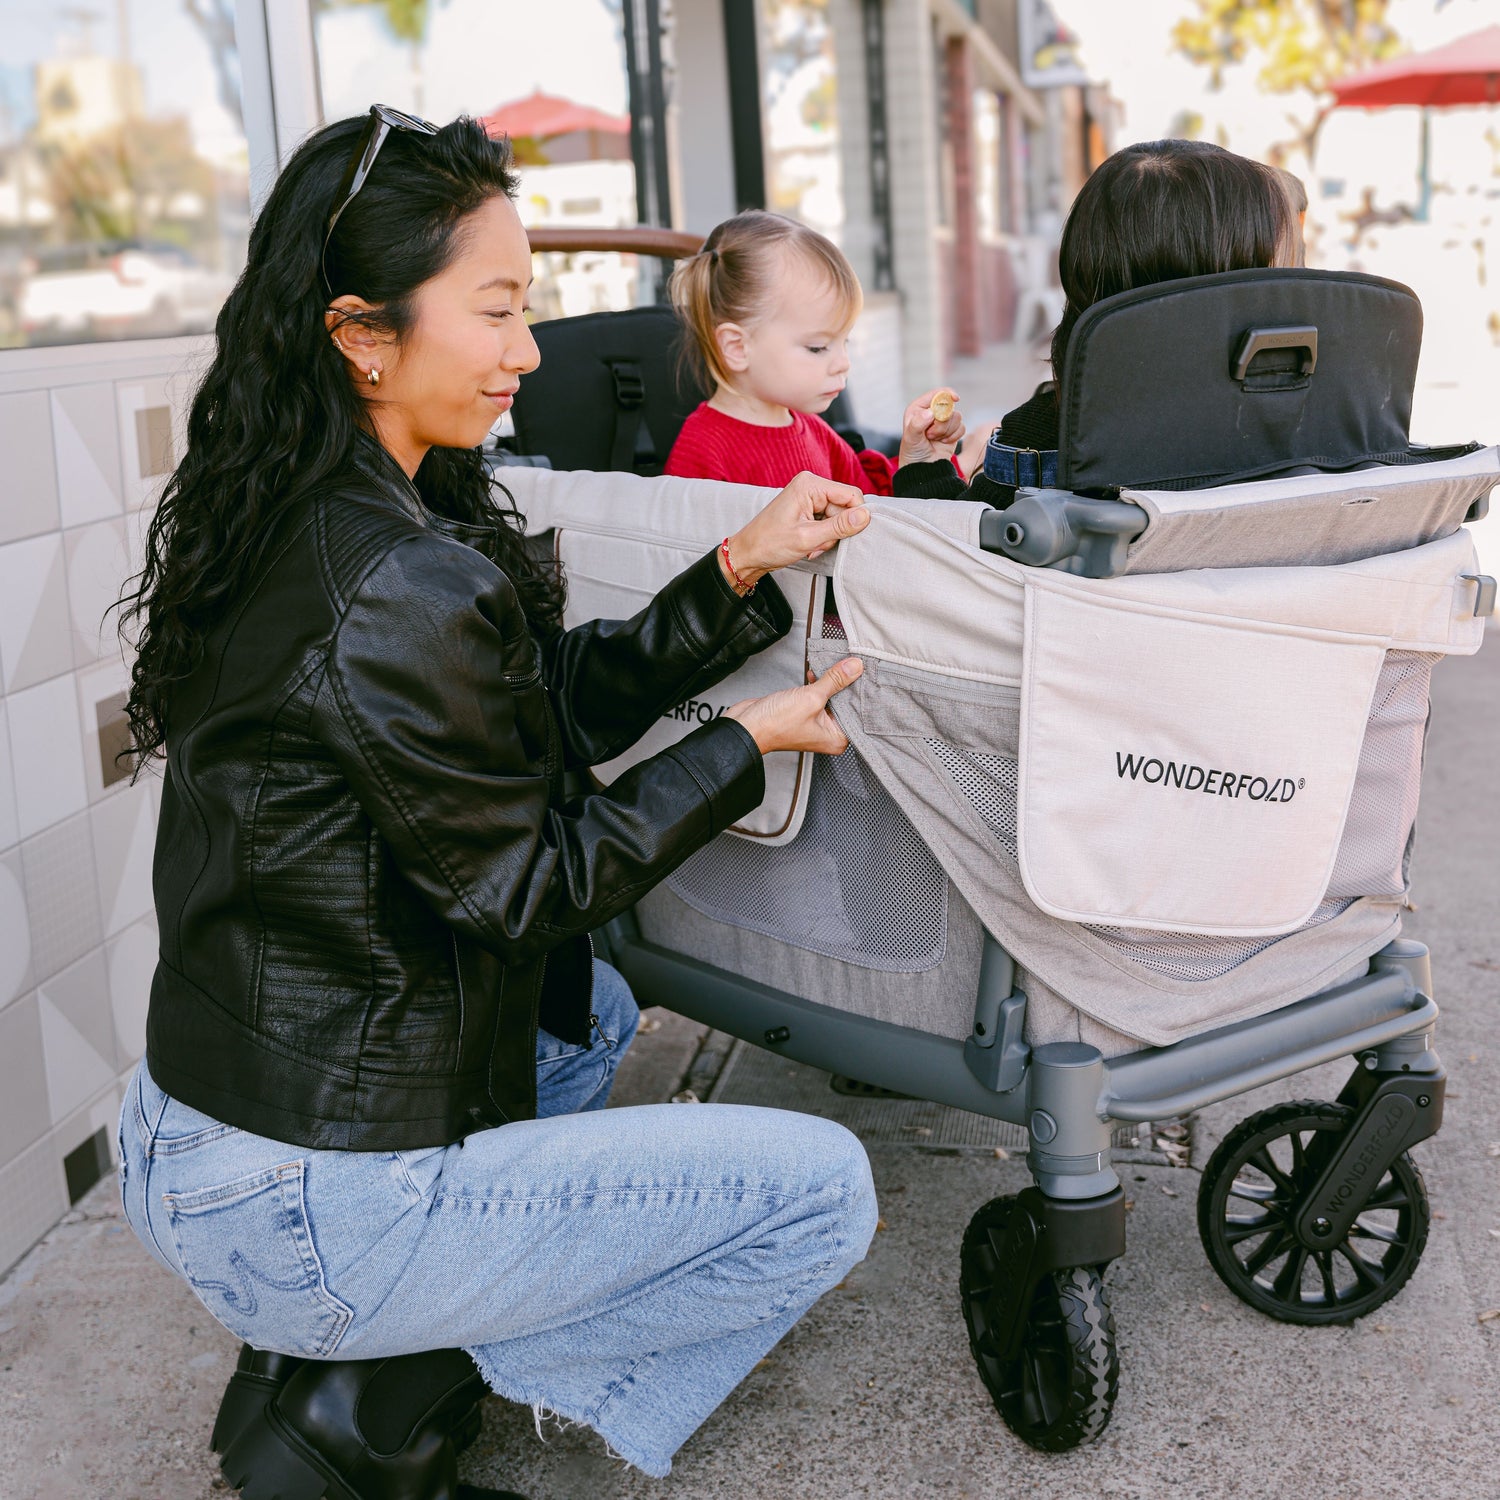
[463,1345,674,1479]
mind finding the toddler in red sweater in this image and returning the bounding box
[665,211,968,493]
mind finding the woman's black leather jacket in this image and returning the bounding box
[145,438,790,1149]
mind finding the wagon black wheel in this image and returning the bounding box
[1197,1100,1430,1327]
[960,1195,1119,1452]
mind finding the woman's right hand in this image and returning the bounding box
[722,473,870,591]
[725,657,864,755]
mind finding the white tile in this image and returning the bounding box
[36,948,115,1072]
[75,657,133,804]
[89,780,155,939]
[8,674,89,841]
[64,518,130,668]
[0,992,49,1163]
[0,1133,69,1276]
[0,700,18,852]
[21,811,102,983]
[38,988,116,1128]
[51,1084,125,1177]
[0,533,73,695]
[52,382,124,528]
[0,391,61,545]
[106,913,157,1068]
[0,848,33,1007]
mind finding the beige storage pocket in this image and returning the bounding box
[1016,579,1386,936]
[559,529,822,844]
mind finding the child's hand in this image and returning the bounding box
[898,390,966,467]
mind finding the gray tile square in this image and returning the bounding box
[135,405,174,480]
[0,1131,69,1276]
[0,845,33,1007]
[52,382,124,528]
[116,378,186,510]
[96,690,133,789]
[0,992,51,1163]
[0,391,61,545]
[0,533,74,695]
[20,810,102,984]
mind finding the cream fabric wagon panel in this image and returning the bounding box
[1016,582,1384,934]
[1119,445,1499,574]
[498,466,985,567]
[559,528,823,843]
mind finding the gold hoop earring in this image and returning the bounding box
[367,366,381,388]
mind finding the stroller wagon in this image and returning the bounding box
[498,255,1496,1452]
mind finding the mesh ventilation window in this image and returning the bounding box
[666,746,948,971]
[1084,898,1354,981]
[924,740,1019,861]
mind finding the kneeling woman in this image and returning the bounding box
[117,109,877,1499]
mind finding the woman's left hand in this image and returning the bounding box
[723,471,871,590]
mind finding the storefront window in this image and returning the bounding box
[313,0,639,320]
[0,1,250,349]
[761,0,844,243]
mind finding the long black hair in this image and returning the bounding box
[1050,139,1295,381]
[118,114,563,766]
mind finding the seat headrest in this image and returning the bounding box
[1057,268,1422,491]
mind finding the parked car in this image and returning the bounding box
[16,240,232,344]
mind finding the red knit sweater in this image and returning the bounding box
[665,403,897,495]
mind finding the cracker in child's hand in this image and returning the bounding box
[930,390,956,423]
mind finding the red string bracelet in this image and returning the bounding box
[720,536,754,596]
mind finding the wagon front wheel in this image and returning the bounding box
[1197,1099,1431,1326]
[960,1195,1119,1452]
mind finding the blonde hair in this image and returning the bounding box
[670,211,864,390]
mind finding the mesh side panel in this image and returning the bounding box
[1084,898,1354,980]
[665,747,948,972]
[924,740,1019,860]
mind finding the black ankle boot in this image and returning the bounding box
[219,1349,526,1500]
[212,1344,484,1459]
[211,1346,305,1453]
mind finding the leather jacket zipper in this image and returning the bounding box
[450,932,466,1051]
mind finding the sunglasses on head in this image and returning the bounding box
[322,103,440,297]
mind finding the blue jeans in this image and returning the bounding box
[117,960,877,1477]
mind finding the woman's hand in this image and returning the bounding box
[723,472,870,590]
[725,658,864,755]
[897,389,967,467]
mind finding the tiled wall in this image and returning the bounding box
[0,345,199,1275]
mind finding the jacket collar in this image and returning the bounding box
[349,429,502,555]
[350,429,428,524]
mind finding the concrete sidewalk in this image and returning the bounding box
[1,648,1496,1500]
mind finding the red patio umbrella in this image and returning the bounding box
[1329,24,1500,109]
[1329,25,1500,220]
[481,90,630,142]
